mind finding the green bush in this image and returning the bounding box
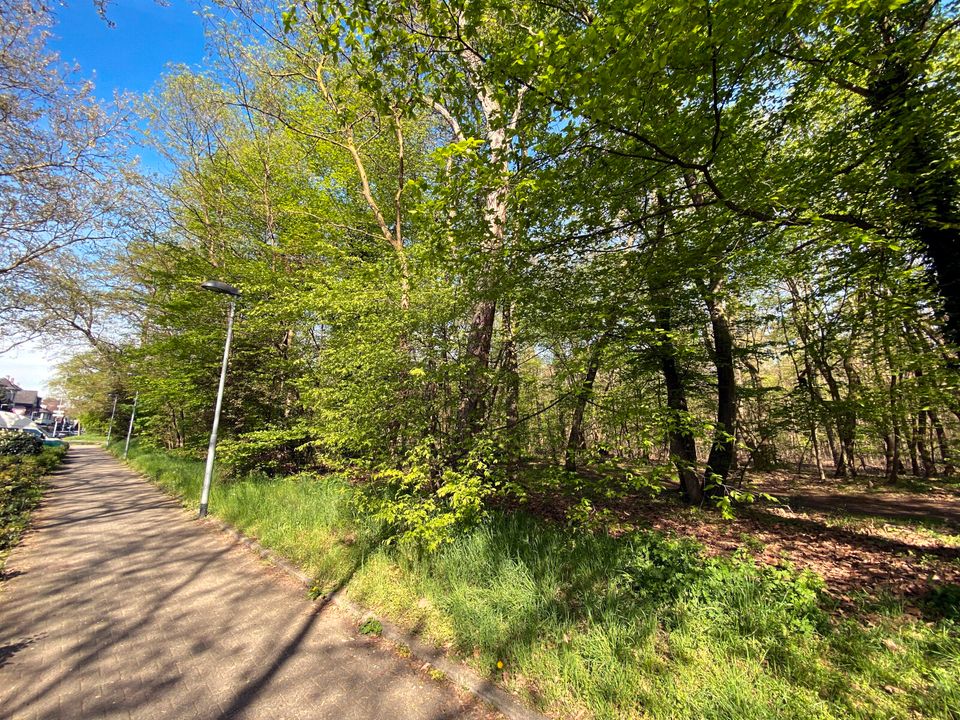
[0,466,44,551]
[617,533,704,606]
[217,426,318,478]
[0,430,43,456]
[356,438,506,550]
[1,445,66,564]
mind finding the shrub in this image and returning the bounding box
[618,533,704,606]
[217,426,317,478]
[618,533,827,638]
[356,437,505,550]
[1,445,66,560]
[0,430,44,456]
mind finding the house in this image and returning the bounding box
[12,390,41,416]
[0,377,19,406]
[0,377,42,416]
[42,397,64,416]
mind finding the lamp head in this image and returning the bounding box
[201,280,241,297]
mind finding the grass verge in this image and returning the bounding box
[68,434,108,445]
[1,446,68,577]
[115,441,960,720]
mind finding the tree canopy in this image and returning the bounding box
[27,0,959,534]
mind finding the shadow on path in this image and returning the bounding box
[0,446,493,720]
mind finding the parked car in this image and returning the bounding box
[20,427,68,448]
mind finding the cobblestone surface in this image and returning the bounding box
[0,446,491,719]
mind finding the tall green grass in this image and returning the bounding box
[115,442,960,720]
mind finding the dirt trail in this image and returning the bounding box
[744,474,960,528]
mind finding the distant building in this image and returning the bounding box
[12,390,41,415]
[0,377,19,405]
[42,397,64,415]
[34,398,65,430]
[1,377,42,416]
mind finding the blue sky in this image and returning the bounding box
[53,0,206,99]
[52,0,209,171]
[3,1,209,397]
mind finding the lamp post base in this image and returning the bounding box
[199,503,208,518]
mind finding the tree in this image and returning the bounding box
[45,0,960,531]
[0,0,134,350]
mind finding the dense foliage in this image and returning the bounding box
[0,430,44,457]
[41,0,960,537]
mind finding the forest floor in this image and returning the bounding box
[517,465,960,607]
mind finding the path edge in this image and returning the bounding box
[206,518,548,720]
[104,443,549,720]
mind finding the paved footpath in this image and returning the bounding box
[0,446,493,720]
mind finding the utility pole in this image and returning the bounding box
[123,392,138,460]
[198,280,241,518]
[105,395,118,445]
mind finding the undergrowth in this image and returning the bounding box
[1,445,67,575]
[115,441,960,720]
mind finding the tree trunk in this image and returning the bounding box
[501,303,520,460]
[453,59,517,445]
[798,355,828,482]
[702,293,737,495]
[811,423,827,482]
[840,356,861,475]
[458,300,497,439]
[908,414,921,477]
[883,433,895,480]
[821,368,854,478]
[565,341,603,472]
[930,411,954,475]
[917,410,936,477]
[823,418,841,475]
[886,374,901,482]
[457,175,507,438]
[655,306,701,503]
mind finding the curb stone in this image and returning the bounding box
[205,518,549,720]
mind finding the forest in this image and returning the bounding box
[3,0,960,717]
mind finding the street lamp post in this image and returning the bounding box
[123,391,138,459]
[198,280,241,518]
[105,394,118,445]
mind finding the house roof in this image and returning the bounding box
[0,377,21,391]
[12,390,39,406]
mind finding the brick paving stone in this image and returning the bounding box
[0,447,494,720]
